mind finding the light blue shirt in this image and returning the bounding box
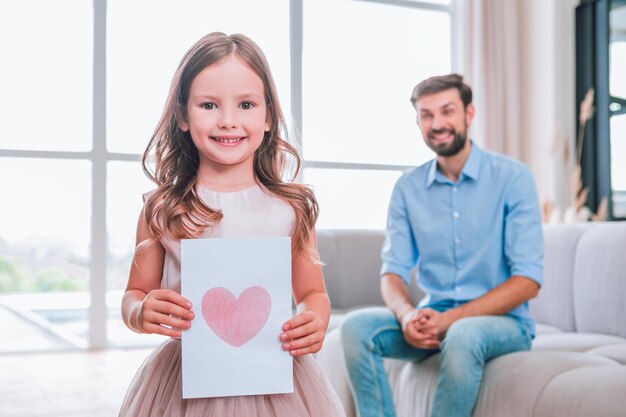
[381,143,543,335]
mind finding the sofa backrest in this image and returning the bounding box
[528,224,592,332]
[318,223,626,338]
[317,229,422,310]
[317,229,385,310]
[572,222,626,338]
[530,222,626,337]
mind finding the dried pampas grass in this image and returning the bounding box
[543,88,608,223]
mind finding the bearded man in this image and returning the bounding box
[340,74,544,417]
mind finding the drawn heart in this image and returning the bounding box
[201,286,272,347]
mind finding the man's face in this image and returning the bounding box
[414,88,474,157]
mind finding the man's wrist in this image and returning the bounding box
[440,308,461,330]
[397,306,416,327]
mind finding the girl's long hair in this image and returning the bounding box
[142,32,319,260]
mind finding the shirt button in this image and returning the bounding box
[452,187,458,192]
[453,211,460,218]
[455,238,461,244]
[455,287,461,292]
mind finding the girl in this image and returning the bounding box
[119,32,346,417]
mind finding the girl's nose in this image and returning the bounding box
[218,109,237,129]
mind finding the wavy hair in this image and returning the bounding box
[142,32,319,260]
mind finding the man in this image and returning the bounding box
[340,74,543,417]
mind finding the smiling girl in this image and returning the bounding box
[118,32,345,417]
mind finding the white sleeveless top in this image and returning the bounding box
[150,185,296,293]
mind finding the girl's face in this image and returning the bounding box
[181,54,269,179]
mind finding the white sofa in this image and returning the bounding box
[316,223,626,417]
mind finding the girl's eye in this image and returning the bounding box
[201,103,216,110]
[240,102,254,110]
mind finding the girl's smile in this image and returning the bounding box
[212,136,247,145]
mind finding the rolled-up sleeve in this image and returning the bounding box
[380,180,418,285]
[503,166,544,286]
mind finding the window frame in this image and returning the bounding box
[292,0,457,175]
[576,0,626,220]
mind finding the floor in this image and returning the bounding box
[0,347,152,417]
[0,298,159,417]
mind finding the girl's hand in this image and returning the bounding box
[280,311,326,356]
[136,289,194,338]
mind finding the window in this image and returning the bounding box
[0,0,93,352]
[105,0,291,347]
[106,0,291,155]
[302,0,452,229]
[0,0,454,352]
[0,1,93,152]
[576,0,626,219]
[609,5,626,217]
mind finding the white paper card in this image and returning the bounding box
[181,237,293,399]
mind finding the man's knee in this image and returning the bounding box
[340,307,394,354]
[440,317,489,356]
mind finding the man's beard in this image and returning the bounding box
[425,127,468,157]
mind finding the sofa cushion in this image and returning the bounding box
[391,355,439,417]
[586,344,626,365]
[529,224,591,332]
[573,222,626,338]
[532,332,626,353]
[391,351,615,417]
[316,328,356,417]
[535,323,566,335]
[317,229,386,309]
[533,366,626,417]
[471,351,616,417]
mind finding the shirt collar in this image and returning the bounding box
[426,141,483,186]
[462,142,482,181]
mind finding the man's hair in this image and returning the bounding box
[410,73,473,108]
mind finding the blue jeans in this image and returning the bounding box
[341,306,532,417]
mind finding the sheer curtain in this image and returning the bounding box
[457,0,578,210]
[459,0,523,159]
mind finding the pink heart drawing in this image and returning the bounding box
[201,286,272,347]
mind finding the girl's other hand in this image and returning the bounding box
[137,289,194,338]
[280,311,326,356]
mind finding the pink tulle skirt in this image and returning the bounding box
[118,339,346,417]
